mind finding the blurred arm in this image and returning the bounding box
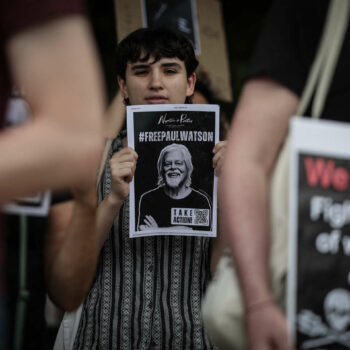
[219,77,298,350]
[0,15,105,204]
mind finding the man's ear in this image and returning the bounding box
[186,73,196,97]
[117,76,128,100]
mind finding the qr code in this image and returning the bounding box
[194,209,209,226]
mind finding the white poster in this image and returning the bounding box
[288,116,350,349]
[2,191,51,217]
[127,104,219,238]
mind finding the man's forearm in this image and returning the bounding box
[96,193,125,249]
[220,156,273,307]
[219,77,299,308]
[1,15,105,204]
[0,121,102,205]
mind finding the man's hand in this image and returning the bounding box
[245,303,294,350]
[212,140,227,176]
[139,215,159,230]
[109,147,138,203]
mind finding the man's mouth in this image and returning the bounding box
[167,172,181,178]
[146,96,168,104]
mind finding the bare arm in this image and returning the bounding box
[96,147,138,248]
[45,147,137,310]
[1,15,104,204]
[219,77,298,350]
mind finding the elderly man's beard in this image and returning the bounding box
[165,170,187,189]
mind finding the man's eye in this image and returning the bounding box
[165,69,177,74]
[164,162,171,167]
[135,70,148,76]
[175,161,184,166]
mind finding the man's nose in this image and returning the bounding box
[150,71,162,90]
[166,162,175,170]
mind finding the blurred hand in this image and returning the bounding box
[109,147,138,202]
[245,303,295,350]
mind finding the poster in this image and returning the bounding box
[127,104,219,238]
[288,117,350,349]
[2,191,51,217]
[141,0,201,54]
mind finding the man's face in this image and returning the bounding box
[118,55,196,105]
[163,149,188,189]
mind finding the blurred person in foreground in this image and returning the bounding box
[220,1,350,349]
[0,0,105,348]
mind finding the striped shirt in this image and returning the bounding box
[73,134,216,350]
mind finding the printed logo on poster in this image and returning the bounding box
[171,208,210,226]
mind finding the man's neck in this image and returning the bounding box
[163,186,192,199]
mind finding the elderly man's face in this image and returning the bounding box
[163,149,187,188]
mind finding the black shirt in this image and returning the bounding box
[246,0,350,122]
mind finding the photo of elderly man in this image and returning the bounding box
[137,143,212,232]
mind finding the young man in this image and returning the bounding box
[52,27,226,349]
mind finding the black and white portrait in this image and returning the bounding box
[137,143,212,231]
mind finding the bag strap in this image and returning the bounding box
[296,0,350,118]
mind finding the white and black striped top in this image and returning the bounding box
[73,134,216,350]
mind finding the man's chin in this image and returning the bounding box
[166,181,181,189]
